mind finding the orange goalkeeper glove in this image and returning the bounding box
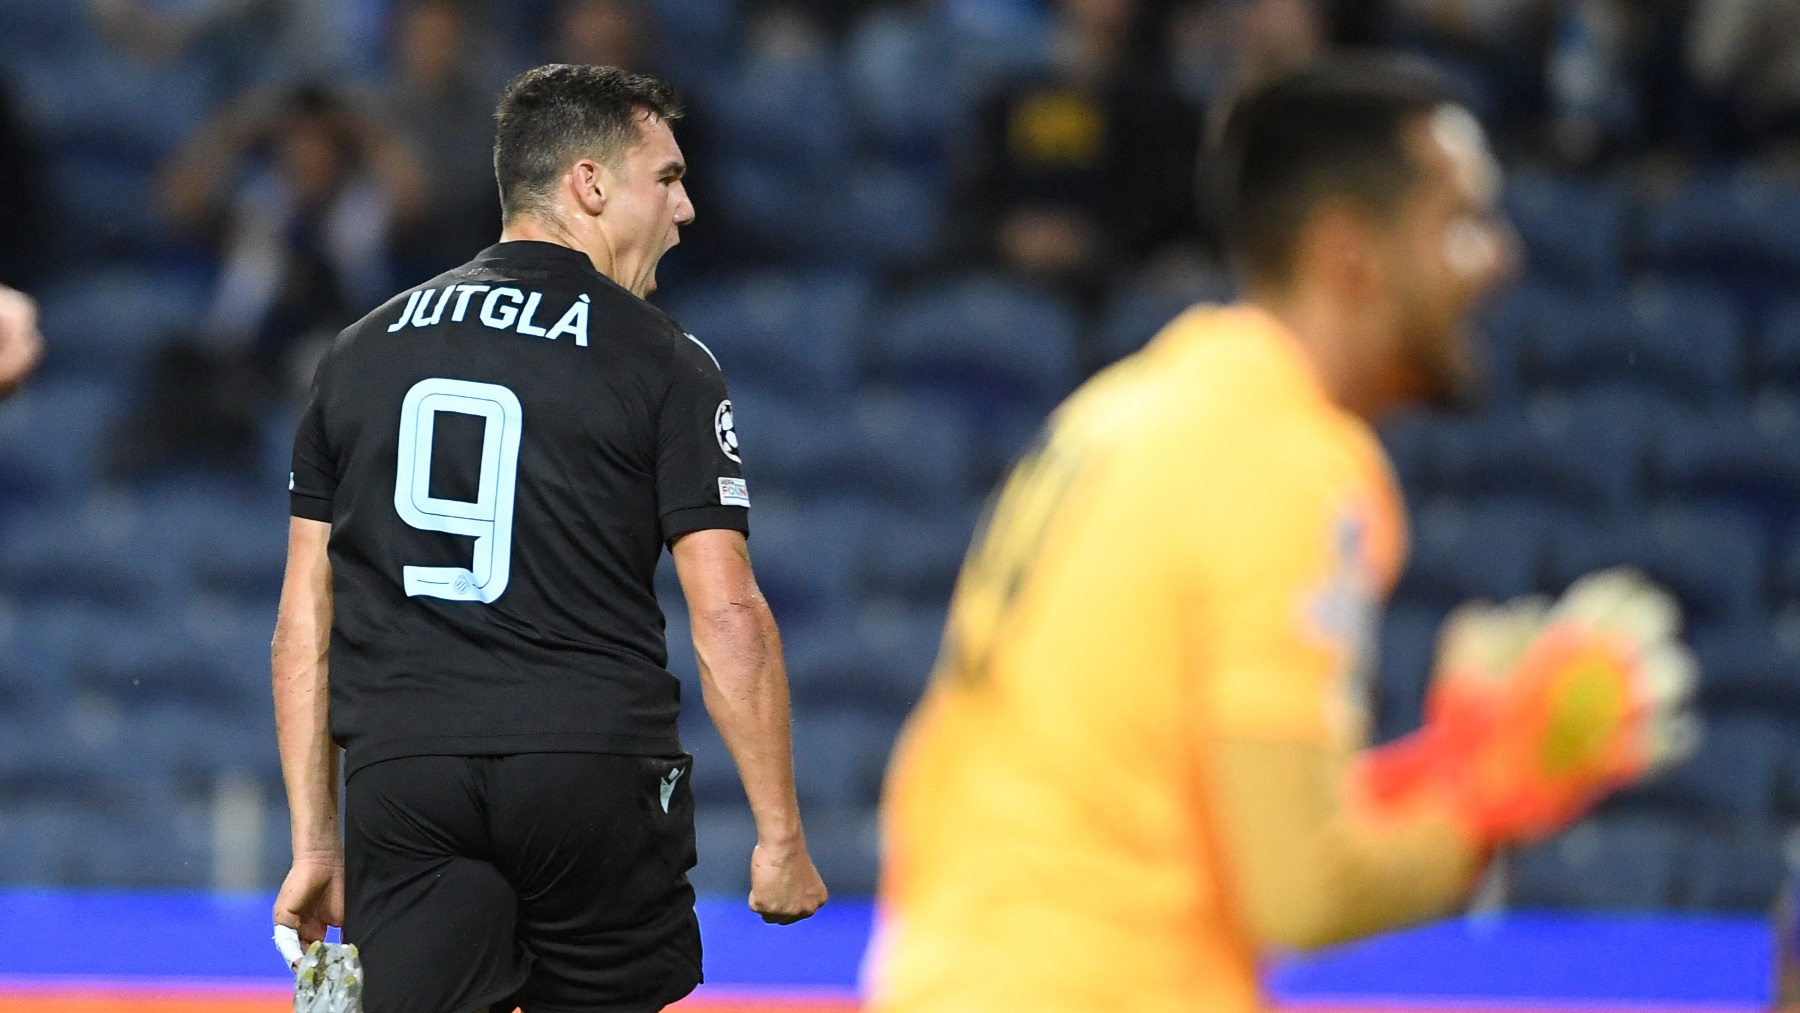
[1351,568,1697,847]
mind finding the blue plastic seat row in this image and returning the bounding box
[1509,815,1790,912]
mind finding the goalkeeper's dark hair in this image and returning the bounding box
[493,63,683,221]
[1211,56,1460,287]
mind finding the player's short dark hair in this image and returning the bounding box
[493,63,683,221]
[1213,56,1460,286]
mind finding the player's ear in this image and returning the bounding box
[569,158,608,216]
[1307,202,1381,300]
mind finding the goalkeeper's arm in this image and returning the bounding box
[1211,569,1693,951]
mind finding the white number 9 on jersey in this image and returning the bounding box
[393,378,523,603]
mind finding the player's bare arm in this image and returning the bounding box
[271,516,343,949]
[672,528,827,925]
[0,285,43,398]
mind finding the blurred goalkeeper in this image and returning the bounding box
[867,56,1696,1013]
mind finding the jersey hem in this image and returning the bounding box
[343,730,684,777]
[661,505,749,543]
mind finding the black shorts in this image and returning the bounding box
[344,752,702,1013]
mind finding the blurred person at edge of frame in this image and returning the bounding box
[106,85,425,481]
[867,56,1697,1013]
[0,287,43,399]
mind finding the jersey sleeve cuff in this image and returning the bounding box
[661,505,749,543]
[290,490,333,522]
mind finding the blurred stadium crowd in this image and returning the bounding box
[0,0,1798,916]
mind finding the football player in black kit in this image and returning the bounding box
[271,65,828,1013]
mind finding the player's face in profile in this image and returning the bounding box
[598,113,695,295]
[1384,106,1515,406]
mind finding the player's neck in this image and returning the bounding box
[499,217,649,298]
[1249,287,1406,423]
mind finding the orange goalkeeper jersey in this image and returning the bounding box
[867,305,1408,1013]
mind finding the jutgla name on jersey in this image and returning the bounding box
[388,285,591,345]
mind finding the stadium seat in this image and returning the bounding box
[803,807,881,895]
[66,616,265,716]
[32,268,212,379]
[12,48,208,161]
[845,163,946,264]
[1483,280,1602,397]
[872,276,1079,413]
[692,805,756,895]
[712,47,850,168]
[847,392,979,511]
[845,6,964,158]
[1429,397,1646,519]
[1374,604,1444,742]
[1508,815,1683,911]
[1643,169,1800,278]
[1393,501,1552,610]
[1758,299,1800,390]
[790,709,901,809]
[665,271,870,395]
[728,382,855,501]
[1614,712,1787,819]
[1690,622,1800,714]
[785,604,946,713]
[1533,284,1744,406]
[1377,409,1456,500]
[1094,269,1235,366]
[1680,823,1790,912]
[856,505,978,605]
[1504,170,1628,284]
[1652,409,1800,529]
[741,504,865,620]
[0,501,184,611]
[1549,505,1767,633]
[0,377,122,505]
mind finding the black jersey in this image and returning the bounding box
[289,241,748,775]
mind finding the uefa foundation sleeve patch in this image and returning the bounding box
[718,477,750,508]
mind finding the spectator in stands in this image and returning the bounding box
[379,0,512,279]
[0,286,43,398]
[1383,0,1552,147]
[1166,0,1325,124]
[87,0,346,97]
[112,86,424,480]
[546,0,732,274]
[162,85,425,380]
[945,0,1205,309]
[1687,0,1800,157]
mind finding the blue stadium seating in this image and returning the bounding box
[692,805,756,895]
[666,272,869,395]
[1549,505,1767,633]
[844,7,965,159]
[32,268,212,379]
[1616,712,1788,819]
[872,276,1078,413]
[1094,270,1234,365]
[845,162,946,264]
[1691,622,1800,714]
[1505,171,1628,284]
[1643,170,1800,278]
[1428,398,1646,519]
[1679,823,1790,911]
[791,709,901,810]
[712,49,850,169]
[785,604,945,713]
[803,806,880,895]
[1758,299,1800,390]
[1393,501,1553,609]
[1532,284,1743,406]
[1374,604,1443,741]
[1653,408,1800,529]
[736,503,864,620]
[856,505,978,605]
[0,378,122,506]
[1509,815,1683,910]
